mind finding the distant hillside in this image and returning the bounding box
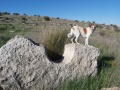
[0,12,119,32]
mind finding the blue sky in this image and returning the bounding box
[0,0,120,26]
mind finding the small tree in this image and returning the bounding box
[38,15,41,17]
[23,14,27,16]
[113,24,119,31]
[0,12,1,16]
[102,23,105,25]
[56,17,59,19]
[75,20,79,22]
[93,21,96,24]
[110,24,113,26]
[1,12,10,15]
[13,13,19,15]
[3,12,8,15]
[34,15,37,16]
[113,24,118,28]
[44,16,50,21]
[21,16,27,23]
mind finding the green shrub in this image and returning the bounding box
[21,16,27,23]
[13,13,19,15]
[23,13,27,16]
[99,31,105,36]
[93,21,96,24]
[56,17,59,19]
[38,15,40,17]
[75,20,79,22]
[1,12,10,15]
[44,16,50,21]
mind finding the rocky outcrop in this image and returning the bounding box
[0,35,99,90]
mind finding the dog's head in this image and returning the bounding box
[90,25,96,32]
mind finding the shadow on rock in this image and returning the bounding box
[28,38,40,46]
[45,48,63,63]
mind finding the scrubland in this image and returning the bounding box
[0,14,120,90]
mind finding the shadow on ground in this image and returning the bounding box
[97,55,115,74]
[0,86,3,90]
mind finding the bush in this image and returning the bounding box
[23,14,27,16]
[56,17,59,19]
[38,15,40,17]
[21,16,27,23]
[13,13,19,15]
[44,16,50,21]
[99,31,105,36]
[75,20,79,22]
[93,21,96,24]
[1,12,10,15]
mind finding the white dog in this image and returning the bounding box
[67,25,95,45]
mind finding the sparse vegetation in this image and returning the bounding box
[1,12,10,15]
[0,12,120,90]
[0,23,27,47]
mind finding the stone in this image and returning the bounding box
[101,87,120,90]
[0,35,99,90]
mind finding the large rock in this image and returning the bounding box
[0,35,99,90]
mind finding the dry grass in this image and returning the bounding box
[25,26,69,61]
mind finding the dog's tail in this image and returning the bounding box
[67,33,72,38]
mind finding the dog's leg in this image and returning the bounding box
[85,37,89,46]
[71,38,74,43]
[75,34,80,44]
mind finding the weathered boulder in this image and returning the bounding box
[0,35,99,90]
